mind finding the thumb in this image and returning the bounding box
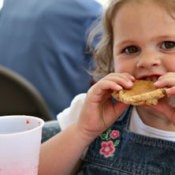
[114,102,129,119]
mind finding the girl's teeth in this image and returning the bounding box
[145,77,157,82]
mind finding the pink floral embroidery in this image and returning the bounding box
[100,141,115,158]
[110,130,120,139]
[99,129,120,158]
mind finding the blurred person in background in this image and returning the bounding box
[0,0,102,119]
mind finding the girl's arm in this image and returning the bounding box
[38,73,133,175]
[38,123,93,175]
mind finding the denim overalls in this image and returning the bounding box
[77,107,175,175]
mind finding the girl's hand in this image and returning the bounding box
[77,73,135,142]
[151,73,175,123]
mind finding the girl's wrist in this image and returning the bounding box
[72,123,98,147]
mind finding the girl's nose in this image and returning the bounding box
[136,51,161,69]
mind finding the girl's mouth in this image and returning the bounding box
[143,76,159,82]
[138,75,161,82]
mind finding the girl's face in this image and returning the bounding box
[113,1,175,80]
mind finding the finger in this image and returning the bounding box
[165,87,175,96]
[103,101,128,128]
[113,102,128,118]
[104,72,135,84]
[102,74,134,89]
[158,72,175,80]
[155,74,175,88]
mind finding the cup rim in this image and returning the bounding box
[0,115,45,136]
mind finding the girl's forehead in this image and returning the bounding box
[112,1,174,27]
[112,0,174,19]
[112,1,175,43]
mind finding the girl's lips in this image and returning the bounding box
[143,76,159,82]
[137,74,161,82]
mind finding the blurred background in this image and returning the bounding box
[0,0,108,121]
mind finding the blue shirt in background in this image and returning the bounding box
[0,0,102,119]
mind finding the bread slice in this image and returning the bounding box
[112,80,166,105]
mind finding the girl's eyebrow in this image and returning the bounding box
[115,35,175,47]
[114,39,136,47]
[156,35,175,40]
[147,35,175,43]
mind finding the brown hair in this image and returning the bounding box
[90,0,175,81]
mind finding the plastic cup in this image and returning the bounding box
[0,115,44,175]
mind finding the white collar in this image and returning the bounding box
[129,107,175,141]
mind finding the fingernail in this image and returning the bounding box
[154,81,160,86]
[115,85,122,90]
[127,81,133,86]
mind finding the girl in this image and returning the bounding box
[39,0,175,174]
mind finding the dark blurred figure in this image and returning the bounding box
[0,0,102,119]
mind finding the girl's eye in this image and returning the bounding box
[161,41,175,49]
[122,45,140,54]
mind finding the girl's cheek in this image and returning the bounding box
[114,60,126,72]
[114,63,134,73]
[163,58,175,72]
